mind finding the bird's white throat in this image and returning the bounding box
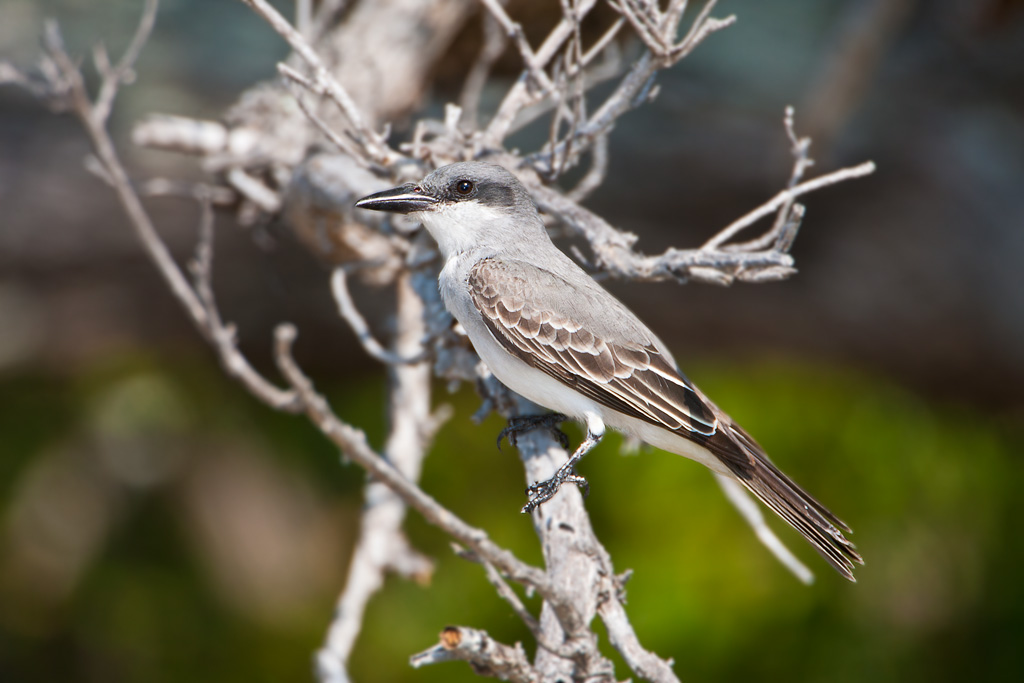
[418,201,508,260]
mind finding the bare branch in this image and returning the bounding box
[92,0,158,124]
[330,268,428,365]
[577,17,626,72]
[135,178,236,205]
[759,106,815,248]
[701,160,876,250]
[716,475,813,584]
[612,0,671,56]
[410,626,538,683]
[598,587,681,683]
[531,2,736,176]
[530,183,792,285]
[459,10,508,131]
[460,552,584,663]
[671,0,732,60]
[239,0,400,165]
[479,0,555,94]
[272,324,553,595]
[483,0,599,146]
[565,133,609,203]
[226,166,282,212]
[318,272,436,683]
[132,115,233,156]
[501,46,625,141]
[479,559,542,634]
[279,64,372,163]
[17,7,300,411]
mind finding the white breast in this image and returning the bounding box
[439,253,599,421]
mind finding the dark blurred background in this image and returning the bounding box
[2,1,1023,682]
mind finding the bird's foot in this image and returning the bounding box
[521,469,590,513]
[497,413,569,450]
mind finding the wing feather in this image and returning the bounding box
[469,258,718,437]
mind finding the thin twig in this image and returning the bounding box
[701,160,876,250]
[410,626,539,682]
[480,560,542,634]
[566,133,608,202]
[135,177,236,205]
[672,0,726,60]
[460,9,508,131]
[279,65,370,163]
[92,0,158,124]
[483,0,599,146]
[475,558,584,661]
[711,106,816,254]
[318,271,436,683]
[239,0,399,165]
[716,475,814,584]
[226,166,281,212]
[479,0,554,94]
[765,105,814,242]
[598,591,680,682]
[330,268,428,366]
[612,0,671,56]
[27,5,300,411]
[577,17,626,73]
[273,324,553,595]
[533,7,736,175]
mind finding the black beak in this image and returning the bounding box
[354,183,438,214]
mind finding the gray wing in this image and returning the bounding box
[468,257,719,437]
[468,257,863,580]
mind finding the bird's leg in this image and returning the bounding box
[498,412,569,450]
[522,414,605,513]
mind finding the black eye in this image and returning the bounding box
[455,180,474,195]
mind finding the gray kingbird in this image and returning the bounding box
[356,161,862,581]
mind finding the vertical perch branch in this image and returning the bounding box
[318,271,438,682]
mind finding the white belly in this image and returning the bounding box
[466,313,600,420]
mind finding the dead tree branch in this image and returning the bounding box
[239,0,400,166]
[410,626,539,682]
[317,271,439,683]
[3,0,299,412]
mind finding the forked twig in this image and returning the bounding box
[701,160,876,250]
[239,0,399,165]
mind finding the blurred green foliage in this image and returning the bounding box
[1,353,1021,683]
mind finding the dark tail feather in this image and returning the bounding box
[705,423,864,581]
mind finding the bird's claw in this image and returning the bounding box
[497,413,569,450]
[521,471,589,513]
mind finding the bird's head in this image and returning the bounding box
[355,162,542,258]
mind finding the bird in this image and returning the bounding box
[355,161,863,581]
